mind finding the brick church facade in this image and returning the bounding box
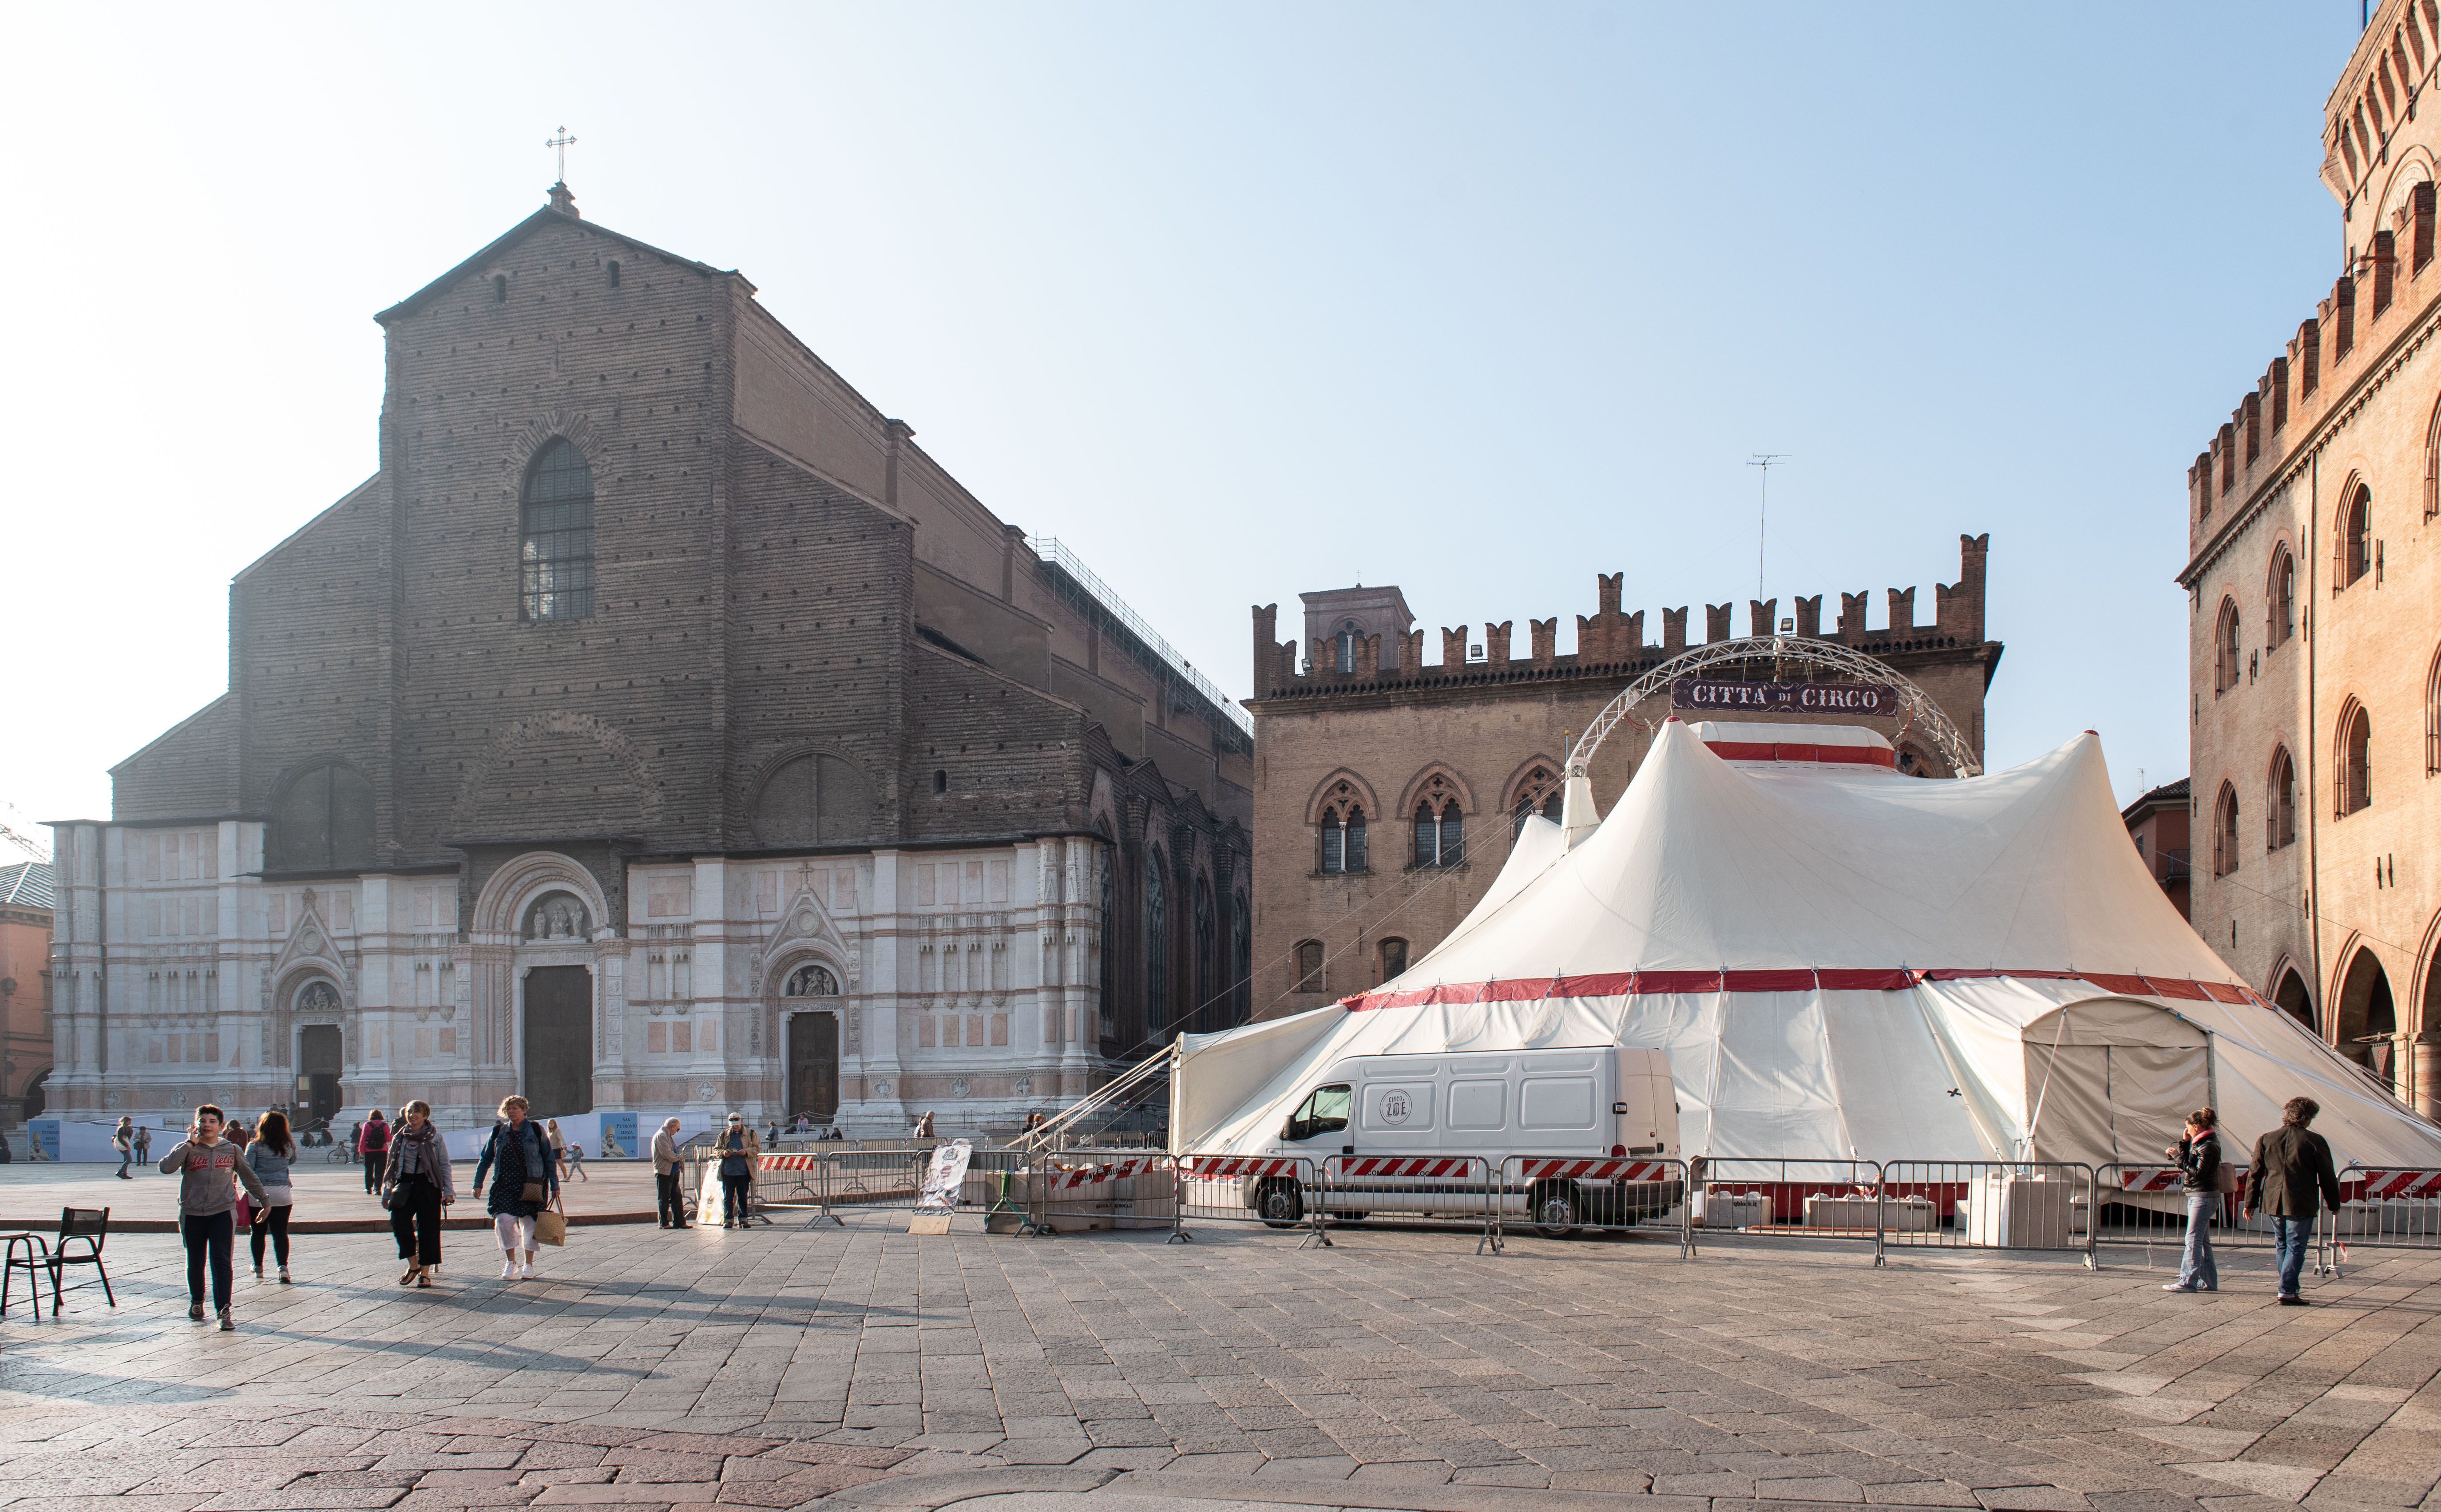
[47,186,1248,1140]
[2180,0,2441,1116]
[1246,538,2001,1020]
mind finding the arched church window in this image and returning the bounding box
[296,979,341,1015]
[1193,876,1214,1024]
[520,438,596,622]
[2338,484,2373,588]
[750,753,874,845]
[785,963,840,997]
[523,891,592,941]
[269,761,375,872]
[1145,858,1169,1033]
[1230,889,1252,1025]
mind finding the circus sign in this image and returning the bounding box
[1670,677,1896,717]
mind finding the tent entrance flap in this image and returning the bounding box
[2023,1000,2209,1168]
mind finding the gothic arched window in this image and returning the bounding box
[2268,545,2296,648]
[1193,876,1214,1025]
[520,438,596,621]
[269,761,376,872]
[2338,700,2373,815]
[1319,803,1366,874]
[1230,890,1252,1025]
[2211,782,2239,877]
[1335,620,1359,674]
[1510,764,1562,836]
[2267,746,2297,851]
[785,963,840,997]
[1413,799,1464,867]
[2338,483,2373,589]
[1144,858,1170,1034]
[2214,598,2242,695]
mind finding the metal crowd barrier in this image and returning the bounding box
[1318,1155,1497,1252]
[2321,1167,2441,1278]
[1005,1152,1177,1237]
[1878,1160,2097,1267]
[1694,1157,1892,1262]
[753,1152,838,1225]
[2090,1163,2274,1267]
[1487,1156,1692,1258]
[1173,1155,1324,1247]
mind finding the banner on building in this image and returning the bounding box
[598,1112,637,1159]
[1670,677,1896,717]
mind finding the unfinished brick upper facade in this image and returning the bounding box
[2180,0,2441,1116]
[1246,537,2002,1021]
[48,189,1247,1139]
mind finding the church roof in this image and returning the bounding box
[374,199,748,325]
[0,861,52,912]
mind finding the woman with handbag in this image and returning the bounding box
[714,1113,759,1228]
[2164,1106,2226,1293]
[380,1100,454,1287]
[474,1096,559,1280]
[244,1110,299,1283]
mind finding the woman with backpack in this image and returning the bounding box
[473,1096,559,1280]
[380,1100,454,1287]
[2163,1106,2228,1293]
[244,1110,300,1283]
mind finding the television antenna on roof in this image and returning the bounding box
[1748,454,1789,602]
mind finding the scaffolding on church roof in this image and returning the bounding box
[1025,538,1254,744]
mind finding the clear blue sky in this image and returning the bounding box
[1,4,2369,829]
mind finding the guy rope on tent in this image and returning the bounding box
[1558,634,1981,841]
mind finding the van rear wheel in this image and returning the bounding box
[1529,1182,1581,1239]
[1257,1179,1304,1228]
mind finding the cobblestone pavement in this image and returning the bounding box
[0,1213,2432,1512]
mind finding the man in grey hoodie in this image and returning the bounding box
[158,1104,269,1330]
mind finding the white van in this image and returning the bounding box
[1238,1046,1682,1237]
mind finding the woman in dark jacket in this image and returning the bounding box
[473,1095,559,1281]
[2164,1107,2223,1293]
[380,1100,455,1287]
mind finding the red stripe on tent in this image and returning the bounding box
[1702,740,1897,767]
[1342,970,2253,1008]
[1722,969,1815,992]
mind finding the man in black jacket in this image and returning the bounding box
[2244,1096,2343,1304]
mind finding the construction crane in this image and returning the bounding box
[0,799,49,864]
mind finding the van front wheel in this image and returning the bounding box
[1256,1179,1304,1228]
[1529,1182,1581,1239]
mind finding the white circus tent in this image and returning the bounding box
[1174,720,2441,1172]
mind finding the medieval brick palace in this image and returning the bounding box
[46,184,1248,1141]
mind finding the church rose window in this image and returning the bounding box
[520,438,596,622]
[269,761,375,872]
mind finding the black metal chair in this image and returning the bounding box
[0,1230,50,1319]
[41,1208,113,1312]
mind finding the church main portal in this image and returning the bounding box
[523,966,594,1117]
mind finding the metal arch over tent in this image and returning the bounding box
[1557,636,1981,846]
[1172,720,2441,1175]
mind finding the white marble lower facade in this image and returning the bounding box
[45,821,1116,1137]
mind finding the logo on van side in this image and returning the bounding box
[1380,1090,1411,1125]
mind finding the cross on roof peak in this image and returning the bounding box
[546,126,577,184]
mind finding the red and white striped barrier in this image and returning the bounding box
[1179,1156,1301,1180]
[2351,1169,2441,1199]
[759,1154,824,1172]
[2113,1166,2186,1193]
[1515,1157,1675,1183]
[1331,1156,1477,1180]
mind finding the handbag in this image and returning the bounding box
[2215,1158,2239,1195]
[535,1194,567,1247]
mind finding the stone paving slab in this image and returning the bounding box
[0,1213,2432,1512]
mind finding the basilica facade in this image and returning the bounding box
[47,185,1248,1141]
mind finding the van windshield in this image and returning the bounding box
[1285,1084,1351,1142]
